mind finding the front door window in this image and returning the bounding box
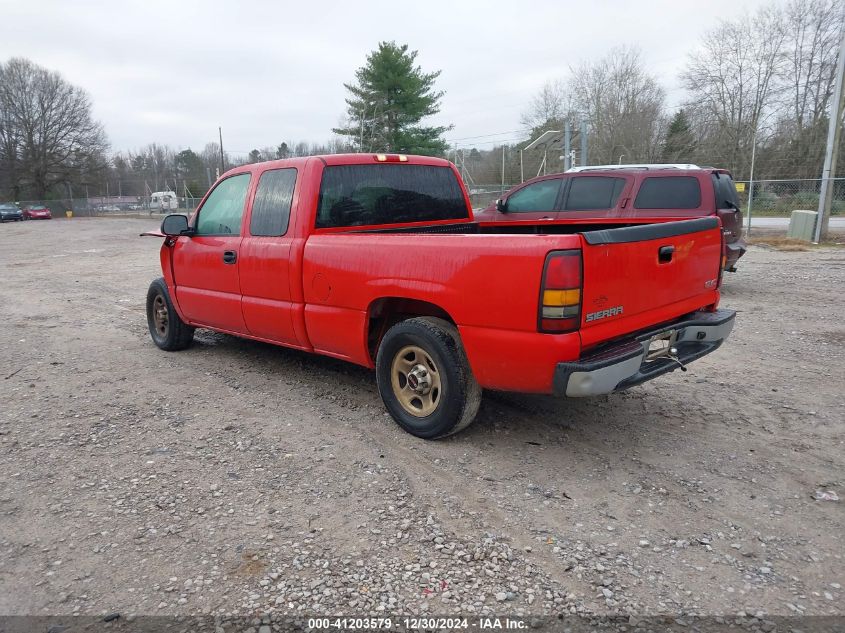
[506,179,562,212]
[195,174,251,235]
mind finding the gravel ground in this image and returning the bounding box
[0,217,842,621]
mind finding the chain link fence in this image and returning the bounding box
[737,178,845,216]
[467,186,514,211]
[9,196,202,218]
[467,180,845,214]
[9,179,844,234]
[465,179,845,237]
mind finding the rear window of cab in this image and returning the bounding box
[316,164,467,228]
[634,176,702,209]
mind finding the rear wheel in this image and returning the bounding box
[376,317,481,439]
[146,278,194,351]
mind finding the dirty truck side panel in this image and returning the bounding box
[172,233,247,333]
[300,233,583,382]
[157,155,731,399]
[238,166,304,348]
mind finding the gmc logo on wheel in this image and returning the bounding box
[585,306,624,322]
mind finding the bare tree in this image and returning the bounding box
[681,6,787,177]
[570,46,667,164]
[0,57,108,199]
[520,79,574,133]
[783,0,842,127]
[126,144,176,192]
[201,142,226,176]
[765,0,845,177]
[0,97,23,199]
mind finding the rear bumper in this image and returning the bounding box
[553,309,735,397]
[725,238,747,268]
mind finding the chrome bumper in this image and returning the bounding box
[554,309,736,397]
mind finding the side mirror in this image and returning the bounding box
[495,198,508,213]
[161,213,190,236]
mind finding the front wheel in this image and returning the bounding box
[146,278,194,351]
[376,317,481,439]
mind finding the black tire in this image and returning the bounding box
[146,277,194,351]
[376,317,482,439]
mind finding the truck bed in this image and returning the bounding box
[303,217,722,391]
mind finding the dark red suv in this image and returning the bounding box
[474,164,746,271]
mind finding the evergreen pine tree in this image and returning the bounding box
[333,42,451,156]
[662,109,696,163]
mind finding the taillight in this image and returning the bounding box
[539,250,582,333]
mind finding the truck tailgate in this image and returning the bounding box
[578,217,722,348]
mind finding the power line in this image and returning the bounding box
[446,129,531,143]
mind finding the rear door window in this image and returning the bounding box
[317,164,467,228]
[564,176,626,211]
[506,179,562,212]
[634,176,702,209]
[250,168,297,236]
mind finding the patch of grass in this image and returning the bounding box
[748,236,810,251]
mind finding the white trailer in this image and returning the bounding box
[149,191,179,212]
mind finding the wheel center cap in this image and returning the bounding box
[407,365,431,395]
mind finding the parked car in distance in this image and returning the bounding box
[143,153,734,440]
[22,204,52,220]
[474,164,746,271]
[0,203,24,222]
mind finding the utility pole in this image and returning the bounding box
[563,122,571,171]
[746,127,758,235]
[520,149,524,183]
[580,119,588,166]
[501,145,506,193]
[218,126,226,175]
[814,5,845,244]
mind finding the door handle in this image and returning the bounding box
[222,250,237,264]
[658,245,674,263]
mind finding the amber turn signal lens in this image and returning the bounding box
[543,289,580,307]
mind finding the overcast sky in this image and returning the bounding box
[1,0,771,158]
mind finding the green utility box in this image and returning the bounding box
[787,210,817,241]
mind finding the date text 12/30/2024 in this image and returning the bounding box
[307,617,527,630]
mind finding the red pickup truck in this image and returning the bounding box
[145,154,735,439]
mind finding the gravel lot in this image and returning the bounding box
[0,217,842,621]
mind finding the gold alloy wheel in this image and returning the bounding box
[153,294,169,337]
[390,345,442,417]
